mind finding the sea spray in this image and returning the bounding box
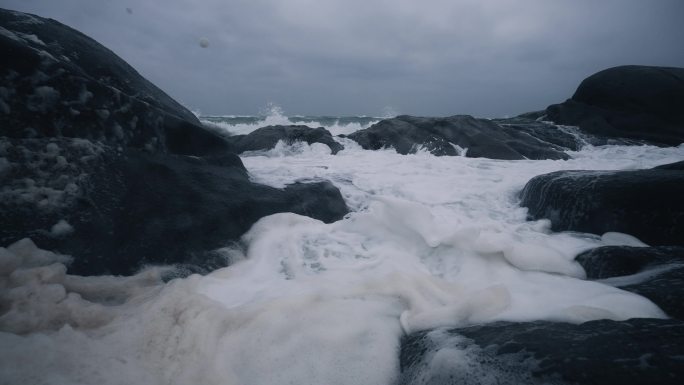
[201,105,380,136]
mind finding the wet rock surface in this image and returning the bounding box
[347,115,571,160]
[224,125,343,154]
[577,246,684,319]
[520,162,684,246]
[401,318,684,385]
[577,246,684,279]
[492,117,585,151]
[0,137,349,276]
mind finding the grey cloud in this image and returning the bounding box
[3,0,684,116]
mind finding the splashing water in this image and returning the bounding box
[200,104,380,136]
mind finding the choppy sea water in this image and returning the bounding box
[2,113,684,384]
[200,106,381,136]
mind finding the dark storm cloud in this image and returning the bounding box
[4,0,684,116]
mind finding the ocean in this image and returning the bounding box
[200,107,382,137]
[2,111,684,384]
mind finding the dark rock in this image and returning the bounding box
[621,267,684,320]
[520,162,684,246]
[347,115,570,160]
[401,318,684,385]
[0,8,228,156]
[0,9,350,275]
[654,161,684,171]
[577,246,684,278]
[576,246,684,319]
[0,137,348,275]
[493,117,585,151]
[224,125,343,154]
[546,65,684,146]
[496,116,643,148]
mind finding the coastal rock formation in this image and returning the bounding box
[577,246,684,319]
[0,8,227,156]
[494,115,643,148]
[546,65,684,146]
[347,115,570,160]
[0,138,348,275]
[492,116,585,151]
[0,9,348,275]
[224,125,343,154]
[520,161,684,246]
[400,318,684,385]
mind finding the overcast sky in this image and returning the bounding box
[4,0,684,117]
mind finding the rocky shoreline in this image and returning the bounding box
[2,7,684,384]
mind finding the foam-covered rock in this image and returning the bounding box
[546,65,684,146]
[400,319,684,385]
[520,161,684,246]
[225,125,343,154]
[347,115,570,160]
[576,245,684,319]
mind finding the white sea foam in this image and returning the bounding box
[1,141,683,384]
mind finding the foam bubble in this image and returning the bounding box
[50,219,74,237]
[601,231,649,247]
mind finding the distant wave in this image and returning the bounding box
[200,104,384,136]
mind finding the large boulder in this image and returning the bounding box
[0,8,227,156]
[0,9,349,275]
[576,246,684,319]
[546,65,684,146]
[0,137,348,275]
[400,318,684,385]
[520,161,684,246]
[347,115,570,160]
[224,125,344,154]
